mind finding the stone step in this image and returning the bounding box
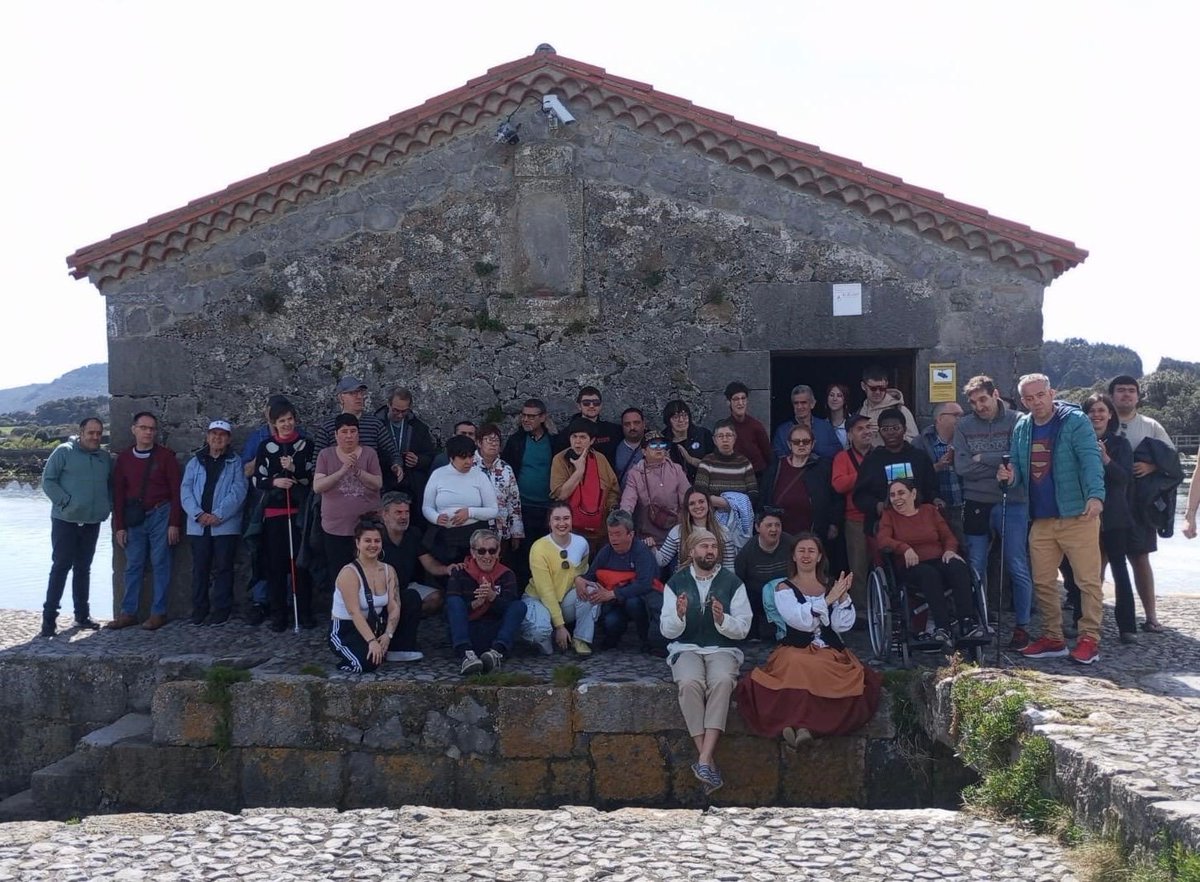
[0,788,44,822]
[29,713,153,819]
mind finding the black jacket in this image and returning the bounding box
[501,429,565,498]
[1132,437,1184,538]
[372,408,437,496]
[556,418,621,464]
[1098,432,1134,533]
[666,425,715,483]
[761,454,843,540]
[853,442,938,534]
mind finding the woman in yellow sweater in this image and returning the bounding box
[521,501,599,655]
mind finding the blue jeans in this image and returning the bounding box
[965,499,1032,626]
[122,504,173,616]
[445,594,527,657]
[600,593,662,649]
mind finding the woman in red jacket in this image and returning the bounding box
[876,478,985,650]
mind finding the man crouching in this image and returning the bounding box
[660,528,751,794]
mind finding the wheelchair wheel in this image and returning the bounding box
[867,568,892,663]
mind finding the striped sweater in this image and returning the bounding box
[694,452,759,508]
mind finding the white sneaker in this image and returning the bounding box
[386,650,424,662]
[480,649,503,672]
[460,650,484,676]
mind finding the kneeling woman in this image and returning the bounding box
[736,533,881,745]
[329,519,400,673]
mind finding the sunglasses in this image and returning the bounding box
[559,548,571,570]
[647,440,670,450]
[865,383,888,393]
[789,438,814,446]
[473,547,500,556]
[580,399,601,406]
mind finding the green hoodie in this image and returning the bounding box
[42,437,113,523]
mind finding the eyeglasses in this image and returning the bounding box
[559,548,570,570]
[473,547,500,556]
[580,399,601,406]
[789,438,814,446]
[520,411,543,419]
[865,383,888,393]
[647,441,670,450]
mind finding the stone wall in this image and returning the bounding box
[98,116,1045,455]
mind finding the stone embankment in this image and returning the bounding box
[2,592,1199,860]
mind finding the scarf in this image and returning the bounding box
[462,557,512,620]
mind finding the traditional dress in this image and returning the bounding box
[735,578,881,737]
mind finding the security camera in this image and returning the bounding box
[494,120,520,145]
[541,95,576,126]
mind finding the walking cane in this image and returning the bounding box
[286,487,300,635]
[995,454,1010,664]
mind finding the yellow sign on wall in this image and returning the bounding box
[929,363,957,403]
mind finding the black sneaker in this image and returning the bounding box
[39,623,56,638]
[207,608,231,626]
[190,610,209,626]
[246,604,268,627]
[267,615,288,633]
[481,649,503,672]
[74,618,101,631]
[932,628,954,652]
[298,613,317,630]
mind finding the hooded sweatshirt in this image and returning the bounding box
[42,437,113,524]
[857,389,919,447]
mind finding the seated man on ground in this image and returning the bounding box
[660,529,752,795]
[736,533,882,747]
[574,509,665,654]
[521,501,599,655]
[444,528,527,677]
[734,507,794,640]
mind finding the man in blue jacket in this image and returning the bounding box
[998,374,1105,665]
[40,417,112,637]
[182,420,248,625]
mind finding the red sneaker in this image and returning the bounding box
[1070,635,1100,665]
[1020,636,1068,659]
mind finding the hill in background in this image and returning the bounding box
[0,364,108,414]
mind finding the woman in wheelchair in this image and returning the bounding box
[876,478,988,650]
[735,533,882,747]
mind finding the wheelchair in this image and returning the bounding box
[865,544,992,667]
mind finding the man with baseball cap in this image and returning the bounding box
[181,419,247,625]
[313,376,400,482]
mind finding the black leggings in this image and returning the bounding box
[903,557,975,631]
[263,515,312,620]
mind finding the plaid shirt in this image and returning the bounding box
[929,435,963,507]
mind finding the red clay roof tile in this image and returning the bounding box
[67,48,1086,285]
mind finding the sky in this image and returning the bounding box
[2,1,1197,388]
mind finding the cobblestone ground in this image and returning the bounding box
[0,805,1079,882]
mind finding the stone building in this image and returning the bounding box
[68,45,1084,611]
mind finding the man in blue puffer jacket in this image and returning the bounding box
[998,374,1105,665]
[182,420,247,625]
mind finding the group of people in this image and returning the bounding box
[39,366,1189,792]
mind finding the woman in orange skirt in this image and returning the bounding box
[735,532,881,747]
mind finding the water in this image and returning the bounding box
[1,481,114,618]
[0,481,1196,616]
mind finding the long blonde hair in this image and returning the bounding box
[678,486,725,569]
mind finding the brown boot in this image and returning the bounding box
[141,614,168,631]
[105,613,138,630]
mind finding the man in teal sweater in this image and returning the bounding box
[41,417,112,637]
[999,374,1105,665]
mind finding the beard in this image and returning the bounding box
[693,553,719,573]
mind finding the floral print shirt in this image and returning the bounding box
[474,452,525,540]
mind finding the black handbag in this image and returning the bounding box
[122,450,156,528]
[352,561,388,638]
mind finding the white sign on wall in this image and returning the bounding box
[832,282,863,316]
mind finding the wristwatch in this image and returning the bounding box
[384,631,394,640]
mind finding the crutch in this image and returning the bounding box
[995,454,1010,664]
[286,487,300,635]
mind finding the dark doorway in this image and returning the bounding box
[769,350,918,433]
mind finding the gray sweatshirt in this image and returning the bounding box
[952,403,1027,504]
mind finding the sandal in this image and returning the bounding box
[1140,621,1165,634]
